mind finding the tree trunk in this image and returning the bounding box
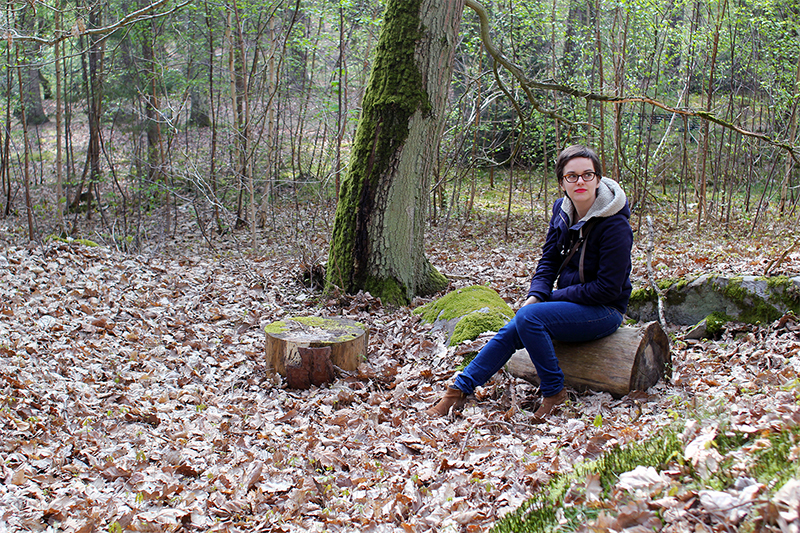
[18,5,49,126]
[16,46,36,241]
[139,0,161,188]
[779,55,800,214]
[227,6,249,231]
[325,0,461,305]
[590,0,606,160]
[2,29,12,217]
[258,14,278,228]
[188,13,211,128]
[55,2,65,232]
[74,1,104,221]
[203,0,221,234]
[610,7,629,183]
[505,322,671,398]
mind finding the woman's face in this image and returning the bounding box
[560,157,599,207]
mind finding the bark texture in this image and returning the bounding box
[505,321,671,398]
[325,0,463,305]
[265,317,369,377]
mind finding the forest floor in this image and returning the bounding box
[1,200,800,532]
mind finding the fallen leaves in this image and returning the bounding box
[1,214,799,532]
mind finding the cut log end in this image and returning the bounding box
[628,321,672,392]
[265,317,369,387]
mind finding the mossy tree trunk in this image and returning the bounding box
[325,0,463,305]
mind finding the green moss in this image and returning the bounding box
[767,275,800,305]
[493,427,683,533]
[414,285,514,346]
[364,274,408,307]
[673,278,689,292]
[628,286,656,304]
[631,279,687,303]
[657,278,678,291]
[705,311,733,337]
[263,321,289,334]
[457,351,478,370]
[264,316,367,340]
[414,285,514,324]
[719,277,783,324]
[46,234,99,247]
[449,309,509,346]
[419,266,449,297]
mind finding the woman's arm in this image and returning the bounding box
[526,202,566,301]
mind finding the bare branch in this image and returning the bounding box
[2,0,191,47]
[463,0,798,162]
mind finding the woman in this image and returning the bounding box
[426,145,633,419]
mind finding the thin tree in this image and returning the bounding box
[55,0,64,232]
[694,0,727,230]
[15,51,35,240]
[779,55,800,214]
[18,3,49,126]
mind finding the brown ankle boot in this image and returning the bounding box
[425,386,468,417]
[533,388,567,420]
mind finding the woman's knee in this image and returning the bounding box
[515,302,548,327]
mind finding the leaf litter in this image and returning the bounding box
[0,214,799,532]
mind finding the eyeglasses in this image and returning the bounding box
[563,172,598,183]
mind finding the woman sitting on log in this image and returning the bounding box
[426,145,634,420]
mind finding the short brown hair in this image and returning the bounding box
[555,145,602,184]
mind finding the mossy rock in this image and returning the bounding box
[414,285,514,346]
[685,311,735,340]
[46,234,100,248]
[627,274,800,326]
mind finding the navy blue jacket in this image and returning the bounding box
[527,197,633,314]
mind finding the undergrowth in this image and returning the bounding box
[492,427,683,532]
[493,424,800,532]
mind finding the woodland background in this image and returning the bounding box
[1,0,798,244]
[1,0,800,532]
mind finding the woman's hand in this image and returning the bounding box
[521,296,540,307]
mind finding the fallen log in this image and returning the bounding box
[265,317,368,388]
[505,321,671,397]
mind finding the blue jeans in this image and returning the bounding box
[454,301,624,397]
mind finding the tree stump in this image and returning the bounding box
[505,321,671,397]
[285,346,335,390]
[265,317,368,388]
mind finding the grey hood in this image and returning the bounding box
[560,177,628,226]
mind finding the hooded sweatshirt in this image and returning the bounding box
[527,177,633,314]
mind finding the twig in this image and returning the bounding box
[646,216,667,329]
[764,239,798,275]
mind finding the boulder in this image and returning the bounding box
[414,284,515,346]
[627,275,800,326]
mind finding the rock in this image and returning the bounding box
[627,275,800,326]
[684,319,708,340]
[414,285,514,345]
